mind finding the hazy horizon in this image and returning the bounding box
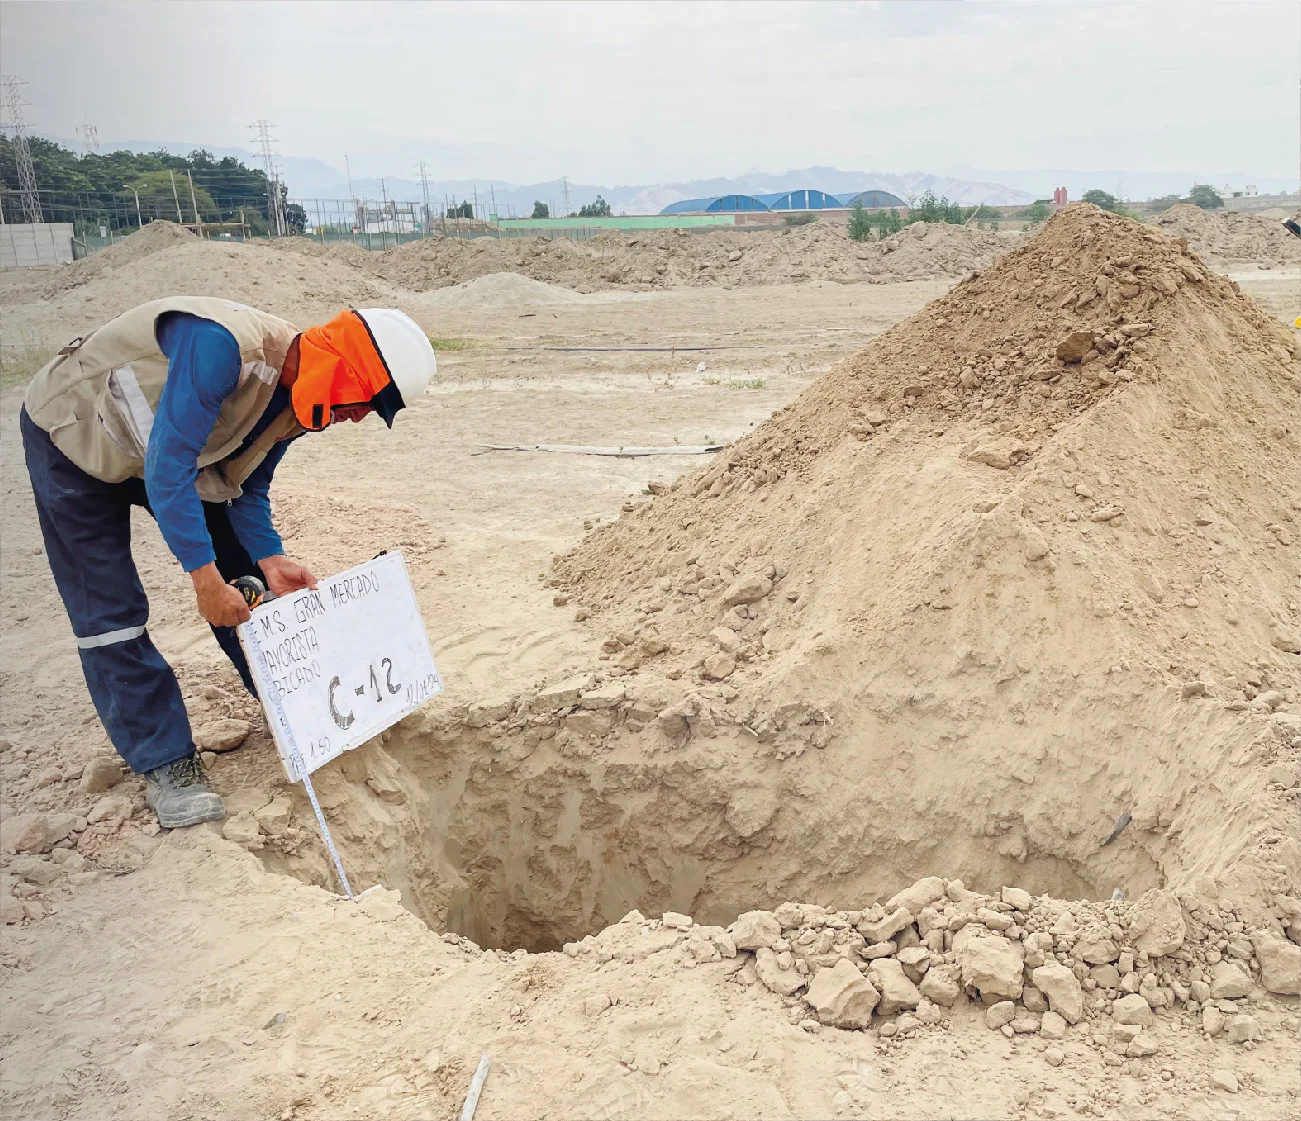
[3,1,1297,188]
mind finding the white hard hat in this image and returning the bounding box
[356,308,437,426]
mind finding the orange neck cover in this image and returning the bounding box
[290,310,392,430]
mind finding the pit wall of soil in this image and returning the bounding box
[255,664,1296,954]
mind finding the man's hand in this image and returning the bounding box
[260,554,319,599]
[191,563,250,628]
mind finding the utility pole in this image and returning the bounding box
[168,170,184,223]
[417,161,431,237]
[560,175,571,217]
[186,169,204,237]
[124,184,142,228]
[380,178,389,247]
[1,75,43,224]
[250,120,285,236]
[473,184,479,223]
[490,185,498,223]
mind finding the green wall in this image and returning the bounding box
[496,214,736,231]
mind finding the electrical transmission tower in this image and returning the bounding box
[417,161,432,235]
[249,119,285,236]
[1,75,43,224]
[79,117,100,154]
[560,175,571,217]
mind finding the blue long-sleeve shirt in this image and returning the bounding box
[146,313,298,571]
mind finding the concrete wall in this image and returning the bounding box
[1,224,75,267]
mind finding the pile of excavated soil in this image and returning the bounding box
[542,204,1299,936]
[1151,205,1301,268]
[422,271,595,308]
[44,220,199,294]
[272,222,1020,294]
[3,232,404,344]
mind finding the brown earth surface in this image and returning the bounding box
[1150,204,1301,269]
[1,209,1299,1121]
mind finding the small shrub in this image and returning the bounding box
[427,336,477,351]
[0,345,55,390]
[784,213,816,226]
[847,202,872,242]
[727,378,765,390]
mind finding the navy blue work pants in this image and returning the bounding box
[21,407,262,774]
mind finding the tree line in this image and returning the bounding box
[0,136,281,232]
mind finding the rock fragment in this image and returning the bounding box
[1112,993,1154,1026]
[221,813,262,849]
[958,934,1024,1001]
[1056,331,1096,362]
[1032,963,1084,1023]
[721,574,771,606]
[1208,961,1252,999]
[1209,1069,1239,1093]
[867,958,922,1015]
[859,907,912,945]
[754,947,806,996]
[1040,1010,1068,1040]
[918,965,961,1007]
[194,718,252,753]
[885,877,947,915]
[967,438,1030,471]
[805,959,879,1029]
[1001,886,1032,911]
[1225,1014,1260,1044]
[729,911,781,951]
[1251,931,1301,995]
[1127,890,1187,958]
[78,755,123,794]
[985,1000,1016,1030]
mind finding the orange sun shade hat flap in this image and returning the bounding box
[291,310,393,430]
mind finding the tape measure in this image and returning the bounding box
[232,575,275,608]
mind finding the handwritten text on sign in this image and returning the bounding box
[238,550,442,783]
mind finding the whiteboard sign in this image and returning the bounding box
[237,550,442,783]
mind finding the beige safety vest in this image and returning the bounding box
[24,296,303,502]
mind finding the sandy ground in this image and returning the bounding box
[1,228,1298,1120]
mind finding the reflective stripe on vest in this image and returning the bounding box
[75,625,146,649]
[110,364,155,450]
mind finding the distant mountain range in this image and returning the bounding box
[46,137,1295,213]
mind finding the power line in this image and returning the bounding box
[1,75,43,223]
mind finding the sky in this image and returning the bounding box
[2,0,1297,187]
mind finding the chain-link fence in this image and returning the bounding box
[2,189,606,261]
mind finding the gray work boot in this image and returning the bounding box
[145,753,225,828]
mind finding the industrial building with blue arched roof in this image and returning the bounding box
[659,194,769,214]
[841,189,907,209]
[755,189,843,210]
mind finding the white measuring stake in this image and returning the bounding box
[241,619,355,899]
[236,550,443,902]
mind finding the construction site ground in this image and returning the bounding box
[1,215,1299,1120]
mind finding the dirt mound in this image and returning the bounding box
[1151,204,1301,267]
[43,220,197,294]
[548,203,1300,925]
[359,222,1017,294]
[8,235,403,345]
[423,270,593,307]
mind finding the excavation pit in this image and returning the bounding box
[267,713,1191,955]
